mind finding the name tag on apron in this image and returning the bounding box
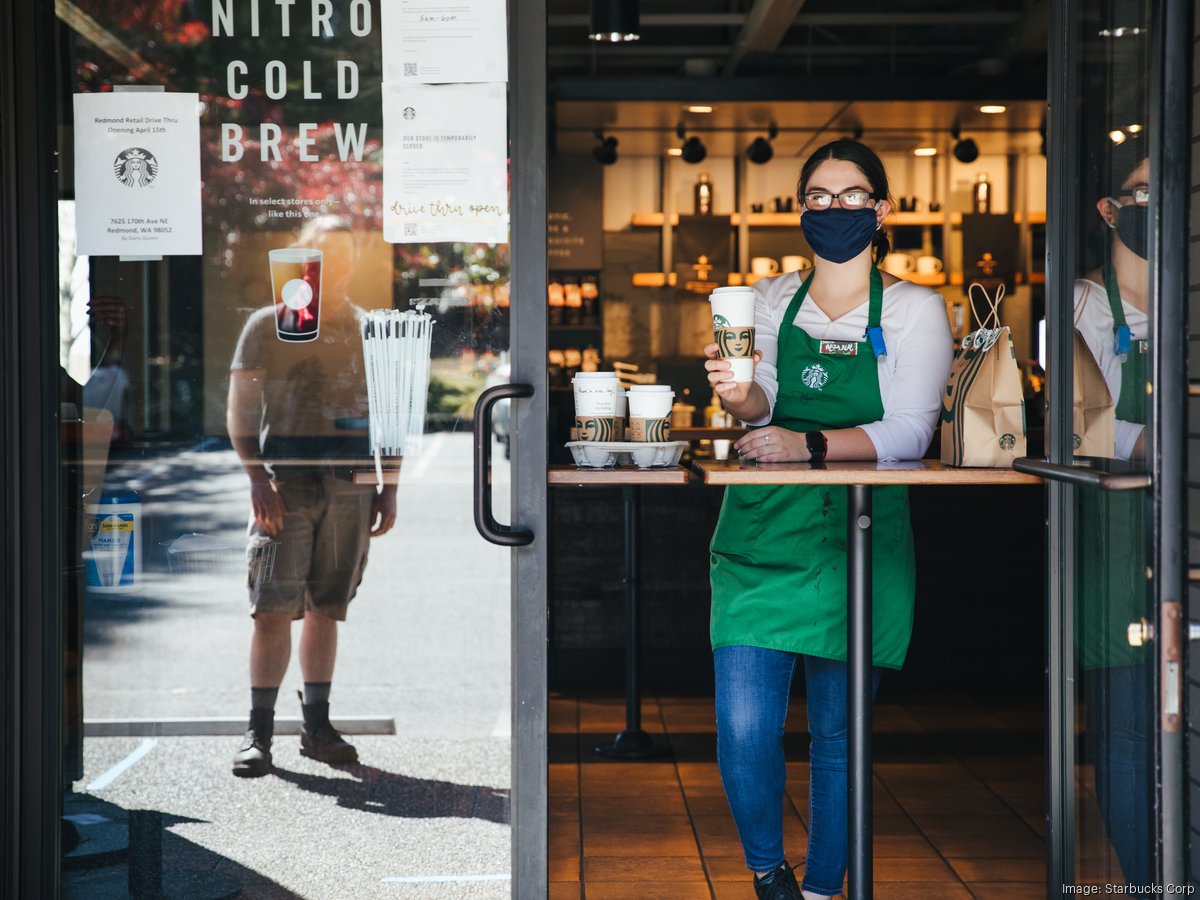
[819,340,858,356]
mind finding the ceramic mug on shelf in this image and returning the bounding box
[750,257,779,276]
[915,255,944,275]
[781,255,812,273]
[881,252,916,275]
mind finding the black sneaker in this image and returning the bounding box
[753,861,803,900]
[299,700,358,765]
[232,708,274,778]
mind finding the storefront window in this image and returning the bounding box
[56,2,513,894]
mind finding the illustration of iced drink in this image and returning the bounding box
[269,248,323,342]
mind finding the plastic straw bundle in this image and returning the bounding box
[361,309,435,486]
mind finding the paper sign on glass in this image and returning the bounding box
[383,82,509,245]
[381,0,508,84]
[73,92,202,257]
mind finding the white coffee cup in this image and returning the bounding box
[626,384,674,419]
[709,287,756,383]
[915,255,943,275]
[750,257,778,276]
[573,371,620,416]
[781,255,812,273]
[712,438,732,461]
[882,252,916,275]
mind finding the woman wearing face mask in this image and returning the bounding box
[702,140,953,900]
[1072,150,1152,886]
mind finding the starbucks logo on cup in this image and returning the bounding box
[801,363,829,391]
[999,433,1016,451]
[113,147,158,188]
[712,314,731,328]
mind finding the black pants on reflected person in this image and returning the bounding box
[1085,662,1152,886]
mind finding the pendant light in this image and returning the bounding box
[589,0,640,42]
[746,123,778,165]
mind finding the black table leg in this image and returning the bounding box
[596,485,668,759]
[847,484,873,900]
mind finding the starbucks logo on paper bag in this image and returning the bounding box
[801,363,829,391]
[999,433,1016,451]
[113,148,158,188]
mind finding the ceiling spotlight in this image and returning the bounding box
[746,123,778,165]
[979,105,1007,114]
[676,124,707,164]
[1126,123,1143,134]
[1109,129,1127,144]
[589,0,640,42]
[687,105,714,114]
[592,131,619,165]
[666,148,683,157]
[950,124,979,163]
[913,147,937,157]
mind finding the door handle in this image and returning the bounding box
[473,383,535,546]
[1012,457,1152,491]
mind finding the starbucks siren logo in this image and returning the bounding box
[113,147,158,188]
[999,433,1016,451]
[801,363,829,390]
[712,314,731,327]
[403,106,416,120]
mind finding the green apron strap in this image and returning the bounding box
[777,272,815,360]
[1103,260,1132,358]
[864,267,886,359]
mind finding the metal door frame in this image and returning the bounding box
[1043,0,1191,888]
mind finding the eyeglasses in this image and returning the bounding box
[1107,184,1150,207]
[800,189,878,211]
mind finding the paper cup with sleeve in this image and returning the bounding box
[709,287,757,383]
[573,372,623,441]
[626,385,674,442]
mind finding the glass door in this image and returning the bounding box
[1027,0,1189,889]
[43,1,547,897]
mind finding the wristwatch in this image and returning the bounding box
[805,430,828,463]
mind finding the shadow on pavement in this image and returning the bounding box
[63,793,304,899]
[273,763,510,825]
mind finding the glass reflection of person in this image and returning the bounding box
[227,217,397,778]
[1072,149,1151,885]
[703,141,954,900]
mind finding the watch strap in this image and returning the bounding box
[805,430,828,463]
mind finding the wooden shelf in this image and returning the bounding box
[630,210,1046,229]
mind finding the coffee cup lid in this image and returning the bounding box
[628,384,673,393]
[573,371,619,382]
[709,286,756,296]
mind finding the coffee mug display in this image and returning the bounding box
[750,257,778,276]
[270,248,322,342]
[781,255,812,273]
[916,255,943,275]
[709,287,756,383]
[627,385,673,442]
[881,252,916,275]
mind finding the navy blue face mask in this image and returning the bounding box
[1113,204,1148,260]
[800,207,880,264]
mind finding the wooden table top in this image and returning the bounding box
[548,465,692,486]
[693,458,1044,486]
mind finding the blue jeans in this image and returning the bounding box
[715,645,882,897]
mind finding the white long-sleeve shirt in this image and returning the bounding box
[1073,278,1147,460]
[747,271,955,461]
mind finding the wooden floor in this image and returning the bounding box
[548,693,1055,900]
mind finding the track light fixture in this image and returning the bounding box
[593,131,619,165]
[951,124,979,164]
[589,0,640,42]
[746,123,778,165]
[675,124,707,164]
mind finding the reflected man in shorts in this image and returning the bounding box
[227,216,396,778]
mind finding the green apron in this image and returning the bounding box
[709,268,917,669]
[1077,262,1149,669]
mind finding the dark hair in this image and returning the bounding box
[796,139,891,265]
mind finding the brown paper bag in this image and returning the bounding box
[940,284,1028,467]
[1069,329,1115,457]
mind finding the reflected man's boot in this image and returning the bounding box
[299,698,358,765]
[232,708,274,778]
